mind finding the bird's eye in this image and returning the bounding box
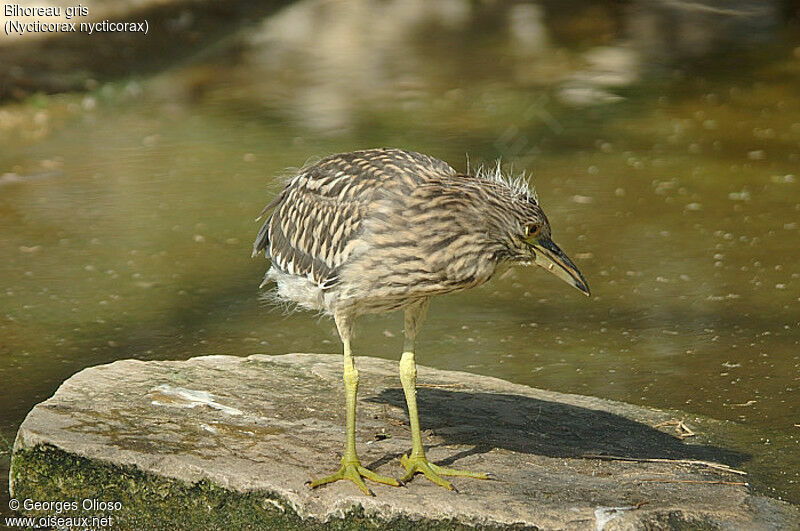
[524,224,541,240]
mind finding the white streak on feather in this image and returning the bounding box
[474,160,537,203]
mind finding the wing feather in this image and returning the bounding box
[253,148,456,289]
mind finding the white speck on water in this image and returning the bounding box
[142,135,159,147]
[572,194,594,204]
[753,127,775,139]
[81,96,96,111]
[124,81,142,97]
[771,174,796,184]
[728,190,751,201]
[747,150,765,160]
[685,202,702,211]
[706,293,741,301]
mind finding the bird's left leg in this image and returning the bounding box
[308,313,400,495]
[399,299,489,490]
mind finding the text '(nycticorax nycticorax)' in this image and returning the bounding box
[253,148,589,495]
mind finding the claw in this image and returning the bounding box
[308,461,400,495]
[400,454,489,490]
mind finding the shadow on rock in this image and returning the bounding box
[368,388,747,468]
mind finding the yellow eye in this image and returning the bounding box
[524,224,540,240]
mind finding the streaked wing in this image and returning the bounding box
[253,148,456,289]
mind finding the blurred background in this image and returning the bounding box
[1,0,798,510]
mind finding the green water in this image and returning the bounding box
[1,0,798,508]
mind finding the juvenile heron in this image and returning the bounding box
[253,148,589,495]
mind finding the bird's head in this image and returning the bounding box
[500,198,590,296]
[473,165,590,297]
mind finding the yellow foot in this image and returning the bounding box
[308,461,400,496]
[400,454,490,490]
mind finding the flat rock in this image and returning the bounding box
[9,353,799,529]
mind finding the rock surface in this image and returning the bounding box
[9,353,800,529]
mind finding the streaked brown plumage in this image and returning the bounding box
[253,148,589,495]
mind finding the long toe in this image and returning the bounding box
[358,465,401,487]
[308,462,400,495]
[400,454,489,490]
[427,463,490,479]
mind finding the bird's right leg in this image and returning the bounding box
[308,314,400,495]
[399,299,490,489]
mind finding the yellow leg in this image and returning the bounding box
[308,320,400,495]
[399,302,489,489]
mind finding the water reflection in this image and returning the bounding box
[0,0,798,506]
[233,0,788,127]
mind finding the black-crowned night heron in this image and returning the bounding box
[253,148,589,495]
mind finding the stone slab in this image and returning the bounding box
[9,353,800,529]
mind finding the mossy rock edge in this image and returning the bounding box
[11,444,530,530]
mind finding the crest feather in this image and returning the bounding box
[474,160,538,204]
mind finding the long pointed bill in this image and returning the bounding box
[531,237,591,296]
